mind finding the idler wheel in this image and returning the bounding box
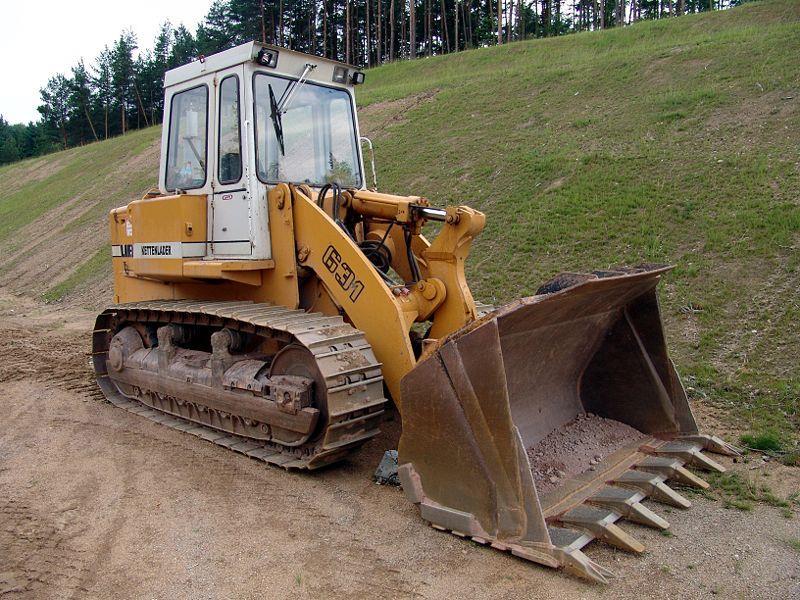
[266,345,329,433]
[107,326,144,372]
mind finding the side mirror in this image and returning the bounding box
[360,136,378,191]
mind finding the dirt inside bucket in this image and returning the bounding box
[527,413,646,495]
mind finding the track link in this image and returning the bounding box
[92,300,387,469]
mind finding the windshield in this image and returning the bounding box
[254,73,362,188]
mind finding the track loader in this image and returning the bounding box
[93,42,737,583]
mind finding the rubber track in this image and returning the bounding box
[92,300,387,469]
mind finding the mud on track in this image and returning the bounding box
[0,292,798,599]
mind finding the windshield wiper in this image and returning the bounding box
[277,63,316,115]
[268,64,317,157]
[268,84,285,156]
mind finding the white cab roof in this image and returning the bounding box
[164,42,360,90]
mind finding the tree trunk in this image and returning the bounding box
[676,0,684,15]
[260,0,266,42]
[366,0,372,65]
[133,82,151,128]
[440,0,450,52]
[409,0,416,57]
[541,0,549,36]
[345,0,351,63]
[401,1,407,57]
[497,0,502,44]
[465,0,472,47]
[379,0,385,63]
[425,0,431,56]
[322,1,328,58]
[509,0,515,42]
[278,0,284,46]
[599,0,604,28]
[84,105,99,142]
[390,0,396,60]
[311,4,316,53]
[453,0,459,51]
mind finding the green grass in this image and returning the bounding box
[359,0,800,447]
[0,126,159,300]
[0,1,798,447]
[706,472,792,513]
[740,431,784,453]
[0,127,157,245]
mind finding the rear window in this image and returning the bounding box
[165,85,208,191]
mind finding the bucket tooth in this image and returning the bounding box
[637,456,710,489]
[614,470,692,509]
[547,526,615,584]
[646,441,726,473]
[679,434,742,457]
[588,486,670,530]
[557,505,645,553]
[560,550,616,584]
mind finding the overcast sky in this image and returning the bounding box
[0,1,212,124]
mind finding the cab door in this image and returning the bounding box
[211,66,251,257]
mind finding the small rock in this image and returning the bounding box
[373,450,400,486]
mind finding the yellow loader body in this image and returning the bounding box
[93,41,737,583]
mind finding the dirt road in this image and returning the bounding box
[1,291,798,599]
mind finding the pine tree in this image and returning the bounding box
[93,47,114,139]
[69,60,99,143]
[111,31,138,134]
[38,74,71,149]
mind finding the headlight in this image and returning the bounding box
[256,48,278,68]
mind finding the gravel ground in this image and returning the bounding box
[527,413,646,495]
[0,291,798,599]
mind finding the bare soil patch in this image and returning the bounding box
[0,290,798,599]
[1,154,70,195]
[358,90,439,139]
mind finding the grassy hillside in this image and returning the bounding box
[0,0,797,448]
[0,127,159,303]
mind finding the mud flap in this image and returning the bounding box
[398,265,738,582]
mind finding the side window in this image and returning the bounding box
[165,85,208,191]
[218,76,242,184]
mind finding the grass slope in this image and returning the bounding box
[0,0,797,446]
[0,127,159,302]
[360,0,800,448]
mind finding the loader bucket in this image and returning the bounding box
[398,265,738,582]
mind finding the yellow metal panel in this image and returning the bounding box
[127,194,207,242]
[183,260,275,285]
[291,186,416,407]
[260,185,301,309]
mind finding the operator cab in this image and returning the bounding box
[158,42,367,259]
